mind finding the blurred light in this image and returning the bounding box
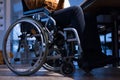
[13,2,22,12]
[69,0,84,6]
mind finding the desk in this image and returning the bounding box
[81,0,120,13]
[81,0,120,63]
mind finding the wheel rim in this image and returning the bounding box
[43,47,62,71]
[2,18,48,75]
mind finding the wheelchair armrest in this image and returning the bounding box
[23,7,50,15]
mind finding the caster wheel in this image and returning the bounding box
[60,62,75,75]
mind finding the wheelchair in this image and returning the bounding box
[2,7,82,76]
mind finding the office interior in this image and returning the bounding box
[0,0,120,80]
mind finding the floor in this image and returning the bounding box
[0,65,120,80]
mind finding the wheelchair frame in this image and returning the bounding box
[2,7,82,76]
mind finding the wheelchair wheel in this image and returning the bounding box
[43,47,62,72]
[2,17,48,76]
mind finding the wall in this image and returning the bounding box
[0,0,23,50]
[0,0,11,50]
[11,0,23,23]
